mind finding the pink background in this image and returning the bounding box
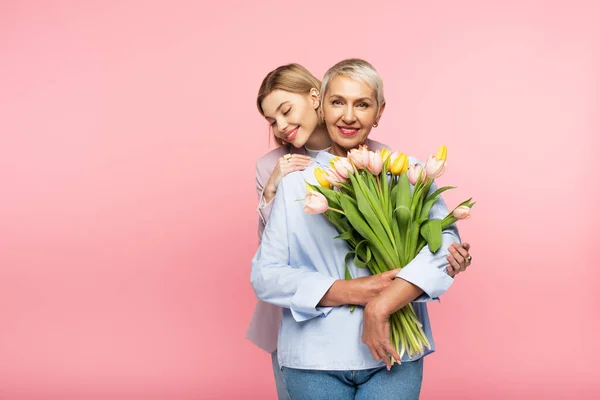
[0,1,598,399]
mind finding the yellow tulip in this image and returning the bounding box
[435,145,447,161]
[314,167,332,188]
[380,148,391,163]
[329,156,341,168]
[387,152,398,172]
[390,153,409,175]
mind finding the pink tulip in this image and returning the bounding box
[452,206,471,220]
[304,191,329,214]
[348,145,370,169]
[365,151,383,175]
[323,168,346,187]
[425,155,446,179]
[407,164,426,185]
[333,158,354,179]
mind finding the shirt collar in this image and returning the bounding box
[314,150,337,168]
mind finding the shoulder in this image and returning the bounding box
[408,155,425,166]
[366,139,389,151]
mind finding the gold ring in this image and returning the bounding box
[466,255,472,263]
[283,154,292,162]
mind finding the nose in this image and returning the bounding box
[342,105,356,124]
[276,117,288,132]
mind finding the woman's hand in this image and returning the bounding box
[445,242,473,277]
[349,269,402,306]
[263,154,312,203]
[362,300,400,370]
[361,278,422,370]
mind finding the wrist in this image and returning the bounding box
[344,279,365,306]
[366,295,393,318]
[263,184,277,204]
[335,279,360,306]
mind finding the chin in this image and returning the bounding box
[290,133,310,148]
[334,136,364,150]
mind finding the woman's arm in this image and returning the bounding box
[252,178,410,318]
[251,180,338,322]
[318,269,401,307]
[255,154,312,241]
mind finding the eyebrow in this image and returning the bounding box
[276,101,290,112]
[328,95,373,102]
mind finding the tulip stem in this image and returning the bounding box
[327,207,345,215]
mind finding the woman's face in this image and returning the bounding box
[261,90,320,148]
[322,75,384,152]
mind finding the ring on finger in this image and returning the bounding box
[466,255,472,263]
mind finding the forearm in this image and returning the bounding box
[256,184,276,239]
[318,279,362,307]
[262,184,277,204]
[251,264,335,311]
[369,278,423,316]
[255,164,276,236]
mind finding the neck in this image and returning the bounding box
[304,124,331,150]
[330,139,369,157]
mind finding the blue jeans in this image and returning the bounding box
[281,358,423,400]
[271,350,291,400]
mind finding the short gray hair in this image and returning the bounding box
[320,59,385,109]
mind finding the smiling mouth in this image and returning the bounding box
[337,126,360,137]
[285,127,299,141]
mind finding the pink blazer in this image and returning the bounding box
[246,139,388,353]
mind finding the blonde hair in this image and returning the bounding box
[320,59,385,109]
[257,64,322,146]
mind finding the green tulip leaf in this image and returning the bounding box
[421,219,442,253]
[345,264,353,280]
[334,230,354,241]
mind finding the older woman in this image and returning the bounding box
[250,60,472,399]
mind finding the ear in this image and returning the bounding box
[377,102,386,121]
[310,88,321,109]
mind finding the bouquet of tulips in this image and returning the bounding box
[303,145,474,361]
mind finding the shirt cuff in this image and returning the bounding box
[396,261,454,300]
[256,194,274,226]
[290,275,337,322]
[411,293,441,303]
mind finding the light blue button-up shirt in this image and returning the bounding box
[251,151,460,370]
